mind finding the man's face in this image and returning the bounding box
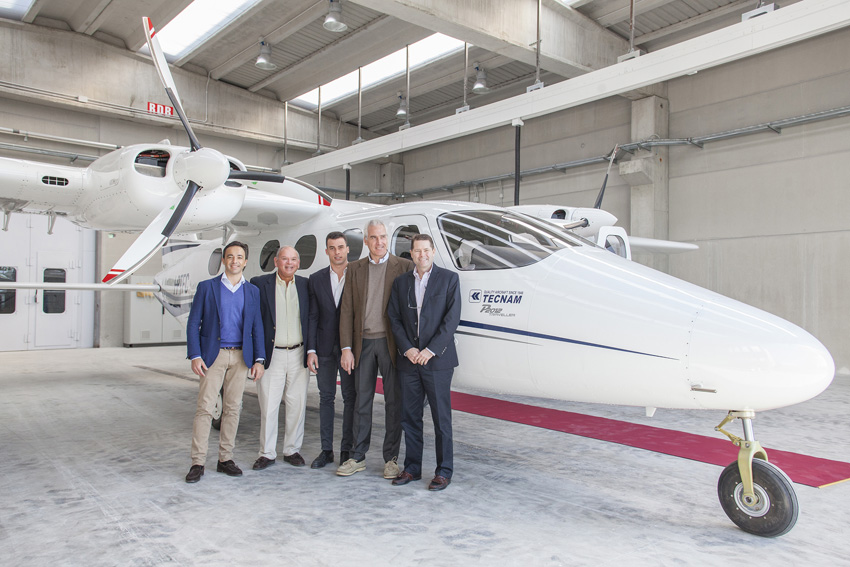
[365,224,388,259]
[411,239,434,273]
[222,246,247,277]
[326,237,349,268]
[274,247,300,280]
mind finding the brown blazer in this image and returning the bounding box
[339,253,414,367]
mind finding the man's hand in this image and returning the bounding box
[191,358,207,377]
[415,349,434,365]
[341,349,355,374]
[405,348,421,363]
[307,353,319,373]
[249,362,265,382]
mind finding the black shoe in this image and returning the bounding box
[310,450,334,469]
[185,464,204,483]
[428,475,451,491]
[340,450,350,464]
[392,470,421,486]
[283,452,306,466]
[252,457,275,470]
[216,460,243,477]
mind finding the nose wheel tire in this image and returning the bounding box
[211,390,223,431]
[717,459,798,537]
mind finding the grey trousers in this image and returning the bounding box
[351,337,402,462]
[316,352,355,453]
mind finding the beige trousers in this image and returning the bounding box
[190,349,248,465]
[257,345,308,459]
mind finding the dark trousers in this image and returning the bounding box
[400,364,454,479]
[316,352,355,453]
[352,337,401,462]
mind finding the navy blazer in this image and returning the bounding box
[250,272,310,369]
[387,264,461,372]
[307,266,344,358]
[186,276,265,369]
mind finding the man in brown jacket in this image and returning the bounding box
[337,219,414,478]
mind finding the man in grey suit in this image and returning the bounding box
[337,220,414,478]
[388,234,461,491]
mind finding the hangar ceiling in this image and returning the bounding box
[7,0,800,137]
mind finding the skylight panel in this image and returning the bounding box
[0,0,35,19]
[293,34,465,108]
[139,0,262,61]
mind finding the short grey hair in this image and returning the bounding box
[277,245,300,260]
[364,219,387,234]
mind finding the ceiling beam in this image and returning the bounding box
[350,0,629,78]
[280,0,850,178]
[594,0,679,28]
[634,0,753,46]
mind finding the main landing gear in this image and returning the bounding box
[715,411,798,537]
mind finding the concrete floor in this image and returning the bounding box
[1,346,849,566]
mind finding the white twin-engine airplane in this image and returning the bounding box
[0,17,836,538]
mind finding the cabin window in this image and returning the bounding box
[344,229,363,261]
[208,248,222,276]
[437,210,578,271]
[133,150,170,178]
[294,235,317,270]
[0,266,16,314]
[260,240,280,272]
[392,224,420,260]
[604,234,628,259]
[42,268,65,314]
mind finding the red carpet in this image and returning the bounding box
[376,379,850,488]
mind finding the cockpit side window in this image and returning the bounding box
[438,210,578,271]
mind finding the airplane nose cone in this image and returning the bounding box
[687,302,834,411]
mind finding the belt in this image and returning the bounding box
[221,346,242,350]
[275,342,303,350]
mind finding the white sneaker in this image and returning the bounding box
[383,457,400,479]
[336,458,366,476]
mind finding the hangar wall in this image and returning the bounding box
[402,28,850,375]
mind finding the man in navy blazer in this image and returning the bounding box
[250,246,311,470]
[185,241,265,483]
[306,232,356,469]
[387,234,461,491]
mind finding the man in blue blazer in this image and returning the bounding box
[185,241,265,483]
[387,234,461,491]
[250,246,311,470]
[306,232,356,469]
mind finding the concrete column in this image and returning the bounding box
[620,95,669,271]
[380,162,404,196]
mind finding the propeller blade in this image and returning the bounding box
[101,196,180,284]
[593,144,619,210]
[227,171,286,183]
[143,17,202,151]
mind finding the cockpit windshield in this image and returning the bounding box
[438,210,580,270]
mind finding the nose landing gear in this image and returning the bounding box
[715,411,798,537]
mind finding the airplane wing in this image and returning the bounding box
[629,236,699,254]
[228,189,327,230]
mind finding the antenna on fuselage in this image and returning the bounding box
[593,144,619,210]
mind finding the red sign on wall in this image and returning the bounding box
[147,102,174,116]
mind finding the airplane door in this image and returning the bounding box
[387,215,445,266]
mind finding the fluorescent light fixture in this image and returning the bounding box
[255,40,276,71]
[471,62,491,94]
[323,0,348,33]
[138,0,262,61]
[0,0,34,20]
[293,33,464,108]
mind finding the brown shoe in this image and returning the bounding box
[185,464,204,483]
[428,475,451,491]
[252,457,275,470]
[283,452,306,466]
[216,460,243,477]
[392,471,421,486]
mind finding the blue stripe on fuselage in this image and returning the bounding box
[458,320,677,360]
